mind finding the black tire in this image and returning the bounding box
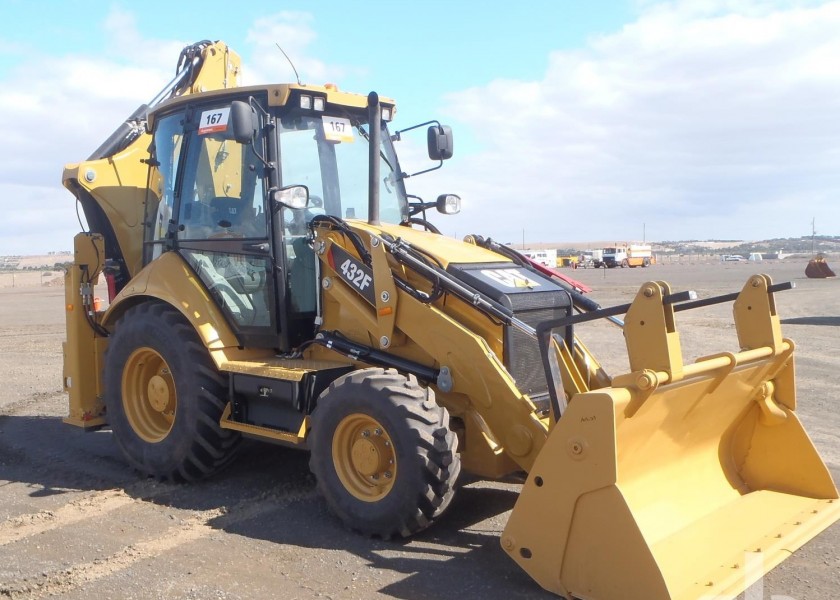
[621,259,629,268]
[104,302,240,481]
[309,368,460,538]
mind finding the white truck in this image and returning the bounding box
[523,248,557,267]
[602,244,653,268]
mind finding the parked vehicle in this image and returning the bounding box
[603,244,653,268]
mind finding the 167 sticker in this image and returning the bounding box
[198,107,231,135]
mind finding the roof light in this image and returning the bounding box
[300,95,312,110]
[381,106,392,121]
[324,82,338,91]
[313,96,325,111]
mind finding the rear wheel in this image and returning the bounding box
[104,302,240,481]
[621,259,629,268]
[309,368,460,538]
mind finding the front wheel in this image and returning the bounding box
[309,368,460,538]
[104,302,240,481]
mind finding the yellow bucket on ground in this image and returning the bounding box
[503,276,840,600]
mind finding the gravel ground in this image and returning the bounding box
[0,259,837,599]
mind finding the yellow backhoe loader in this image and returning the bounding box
[62,41,839,599]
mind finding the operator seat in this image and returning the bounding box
[210,196,243,231]
[210,196,265,237]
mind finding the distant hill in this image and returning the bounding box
[521,235,840,256]
[658,236,840,256]
[1,253,73,271]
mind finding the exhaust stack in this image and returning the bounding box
[367,91,381,226]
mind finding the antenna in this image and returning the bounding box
[275,43,301,85]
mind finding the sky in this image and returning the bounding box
[0,0,838,255]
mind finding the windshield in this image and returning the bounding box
[277,114,407,224]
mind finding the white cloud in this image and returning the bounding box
[0,54,178,253]
[101,7,187,69]
[2,2,838,255]
[426,0,840,244]
[0,18,176,254]
[0,8,363,255]
[243,12,351,85]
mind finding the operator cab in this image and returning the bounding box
[142,86,454,353]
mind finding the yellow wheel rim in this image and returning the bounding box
[122,347,177,443]
[332,414,397,502]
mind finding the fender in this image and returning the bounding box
[102,251,258,369]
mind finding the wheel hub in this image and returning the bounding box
[147,374,172,412]
[333,415,397,501]
[351,433,391,477]
[122,347,177,443]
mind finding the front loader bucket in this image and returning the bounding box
[503,276,840,600]
[805,256,836,278]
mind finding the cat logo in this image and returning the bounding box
[480,268,541,289]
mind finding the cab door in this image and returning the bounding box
[169,101,278,348]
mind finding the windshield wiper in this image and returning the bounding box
[354,122,395,172]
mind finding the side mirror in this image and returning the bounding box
[427,125,453,161]
[273,185,309,209]
[229,101,258,144]
[436,194,461,215]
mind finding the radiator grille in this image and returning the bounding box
[504,306,568,399]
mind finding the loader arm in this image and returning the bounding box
[310,220,566,474]
[307,217,839,599]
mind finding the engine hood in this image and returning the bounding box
[350,221,512,268]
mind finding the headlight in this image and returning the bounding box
[436,194,461,215]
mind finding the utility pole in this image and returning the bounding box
[811,217,816,254]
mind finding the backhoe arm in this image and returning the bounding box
[62,40,242,282]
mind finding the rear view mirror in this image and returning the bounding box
[229,100,258,144]
[392,120,454,179]
[427,125,453,161]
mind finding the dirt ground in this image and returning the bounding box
[0,260,838,599]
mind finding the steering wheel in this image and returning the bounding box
[209,219,245,239]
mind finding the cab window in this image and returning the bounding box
[178,107,267,241]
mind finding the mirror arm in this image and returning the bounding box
[408,200,439,217]
[397,160,443,182]
[393,120,439,139]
